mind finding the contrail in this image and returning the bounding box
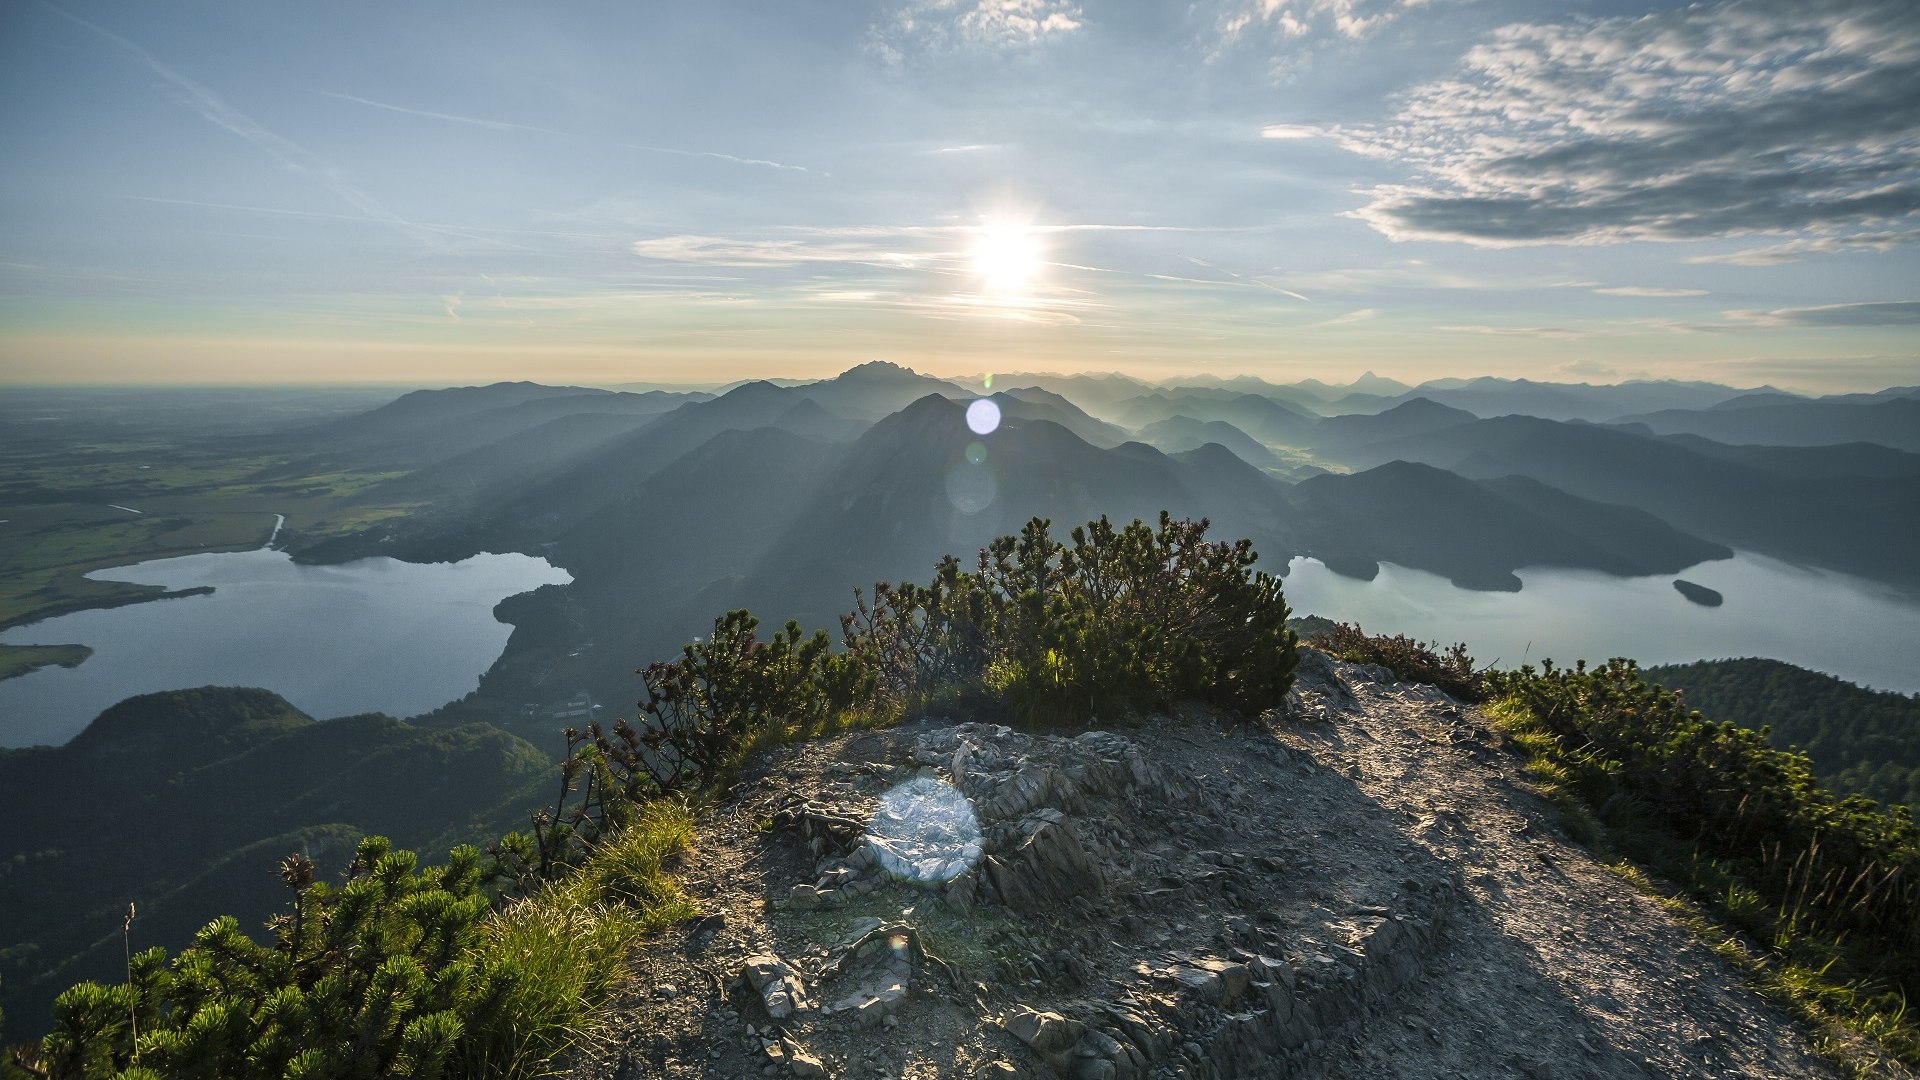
[318,90,813,173]
[41,3,446,251]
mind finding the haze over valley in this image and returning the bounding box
[4,363,1917,749]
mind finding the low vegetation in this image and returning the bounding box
[1646,658,1920,811]
[632,513,1301,796]
[6,513,1301,1074]
[1489,659,1920,1068]
[1306,622,1488,702]
[25,509,1917,1073]
[7,800,692,1080]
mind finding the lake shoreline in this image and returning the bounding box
[0,547,570,748]
[1282,550,1920,696]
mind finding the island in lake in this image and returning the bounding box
[1674,579,1725,607]
[0,644,93,681]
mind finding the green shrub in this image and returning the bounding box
[845,513,1299,726]
[15,799,695,1080]
[1310,622,1487,702]
[1491,659,1920,1065]
[633,610,877,794]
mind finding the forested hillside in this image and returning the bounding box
[1646,658,1920,810]
[0,688,553,1041]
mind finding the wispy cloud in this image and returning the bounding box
[1438,324,1593,340]
[1593,286,1709,298]
[1338,0,1920,249]
[42,4,444,250]
[1183,255,1311,301]
[1310,307,1380,327]
[120,194,604,251]
[1259,123,1326,140]
[318,91,811,173]
[1686,230,1920,266]
[1730,300,1920,328]
[631,234,937,268]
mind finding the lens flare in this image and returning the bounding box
[864,776,982,885]
[965,441,988,465]
[944,462,996,515]
[966,398,1001,435]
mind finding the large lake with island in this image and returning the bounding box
[3,546,1914,749]
[0,547,570,747]
[1282,551,1920,695]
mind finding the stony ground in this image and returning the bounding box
[565,651,1866,1079]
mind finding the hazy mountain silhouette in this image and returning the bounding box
[1339,415,1920,585]
[986,389,1131,447]
[790,360,968,419]
[493,382,858,532]
[1612,397,1920,452]
[992,372,1159,416]
[1112,391,1317,444]
[1285,461,1729,590]
[1648,435,1920,479]
[1332,377,1776,423]
[307,383,701,464]
[1139,415,1287,469]
[1306,397,1477,451]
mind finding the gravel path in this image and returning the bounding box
[1278,660,1847,1079]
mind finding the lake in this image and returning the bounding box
[0,547,571,747]
[1282,551,1920,695]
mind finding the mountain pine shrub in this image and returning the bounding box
[1312,623,1488,702]
[1490,659,1920,1065]
[843,513,1299,726]
[12,802,693,1080]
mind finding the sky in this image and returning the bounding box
[1,0,1916,392]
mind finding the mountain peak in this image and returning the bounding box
[834,360,927,382]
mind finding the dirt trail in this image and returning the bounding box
[1278,658,1843,1079]
[568,652,1853,1079]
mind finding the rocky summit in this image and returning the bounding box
[564,652,1863,1079]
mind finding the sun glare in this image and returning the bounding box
[971,224,1041,294]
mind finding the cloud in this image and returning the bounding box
[1259,123,1327,140]
[1437,324,1593,340]
[1685,229,1920,266]
[1218,0,1411,43]
[1181,255,1311,301]
[1339,0,1920,249]
[42,5,443,249]
[1557,358,1623,378]
[631,235,935,268]
[318,91,810,173]
[1730,301,1920,327]
[1593,286,1709,298]
[870,0,1082,62]
[1311,307,1380,327]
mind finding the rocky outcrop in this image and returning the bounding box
[577,650,1846,1080]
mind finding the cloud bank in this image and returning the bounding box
[1339,0,1920,252]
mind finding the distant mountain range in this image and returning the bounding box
[247,363,1920,750]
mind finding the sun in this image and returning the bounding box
[971,223,1042,294]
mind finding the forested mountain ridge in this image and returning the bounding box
[1646,657,1920,810]
[0,687,552,1041]
[226,366,1914,744]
